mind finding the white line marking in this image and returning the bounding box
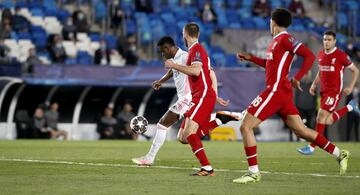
[0,158,359,179]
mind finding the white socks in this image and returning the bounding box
[347,104,353,112]
[202,165,213,171]
[146,123,168,160]
[332,147,340,158]
[249,165,259,173]
[308,145,315,152]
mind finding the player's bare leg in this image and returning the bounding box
[132,110,179,166]
[298,103,355,154]
[233,112,262,184]
[287,115,349,175]
[182,117,214,176]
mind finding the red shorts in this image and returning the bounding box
[183,96,216,129]
[320,92,341,112]
[247,88,299,121]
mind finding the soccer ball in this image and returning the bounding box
[130,116,148,134]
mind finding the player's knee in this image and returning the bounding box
[316,112,327,123]
[325,116,334,125]
[240,124,251,134]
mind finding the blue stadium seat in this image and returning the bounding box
[253,17,267,29]
[167,0,179,8]
[43,0,58,12]
[238,7,252,19]
[225,54,239,67]
[226,9,240,24]
[197,0,208,9]
[89,33,101,42]
[336,12,348,28]
[15,2,28,8]
[126,20,137,35]
[32,33,47,49]
[77,52,93,65]
[241,0,253,8]
[271,0,283,10]
[229,22,242,29]
[138,60,150,67]
[30,8,44,17]
[149,60,162,67]
[211,0,225,8]
[211,52,226,67]
[93,0,106,21]
[65,58,77,65]
[241,19,256,29]
[1,0,15,8]
[161,12,176,25]
[150,20,166,41]
[17,32,32,40]
[226,0,239,8]
[103,34,117,50]
[57,9,70,23]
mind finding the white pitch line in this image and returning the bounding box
[0,158,359,179]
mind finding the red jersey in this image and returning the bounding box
[265,31,303,92]
[186,42,216,98]
[317,47,353,94]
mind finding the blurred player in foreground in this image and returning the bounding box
[234,8,350,184]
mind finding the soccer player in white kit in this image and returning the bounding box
[132,36,242,166]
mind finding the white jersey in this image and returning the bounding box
[172,48,191,99]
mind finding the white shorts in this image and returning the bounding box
[169,96,192,116]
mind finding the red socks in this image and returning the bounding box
[310,123,325,148]
[187,134,210,166]
[196,120,219,138]
[313,133,335,154]
[245,146,258,166]
[332,106,350,122]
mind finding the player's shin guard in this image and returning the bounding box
[332,106,351,122]
[196,119,220,138]
[187,134,210,167]
[314,133,340,158]
[146,123,168,160]
[245,146,259,173]
[310,123,325,148]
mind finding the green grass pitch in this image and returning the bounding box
[0,140,359,194]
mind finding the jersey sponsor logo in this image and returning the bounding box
[319,65,335,72]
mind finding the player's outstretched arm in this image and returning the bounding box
[164,59,201,76]
[237,51,266,68]
[343,64,359,95]
[210,70,230,107]
[152,69,173,90]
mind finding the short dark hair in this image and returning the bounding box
[184,22,200,38]
[324,30,336,39]
[271,8,292,28]
[157,36,175,47]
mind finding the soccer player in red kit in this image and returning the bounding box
[164,23,219,176]
[298,31,360,155]
[233,8,350,184]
